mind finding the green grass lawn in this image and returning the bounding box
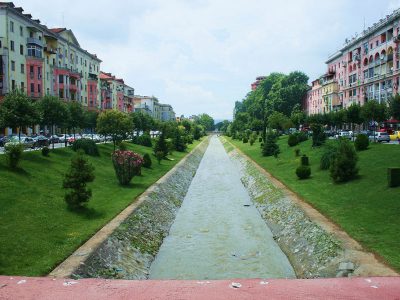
[228,136,400,272]
[0,139,202,276]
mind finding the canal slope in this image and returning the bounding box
[149,136,295,280]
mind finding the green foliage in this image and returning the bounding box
[249,137,255,146]
[296,131,308,143]
[37,95,68,131]
[72,139,99,156]
[155,151,164,164]
[118,141,128,151]
[294,148,301,157]
[262,132,280,157]
[130,111,155,136]
[138,134,152,147]
[243,136,248,143]
[267,111,292,131]
[301,154,309,166]
[41,146,50,157]
[97,110,132,149]
[310,123,326,147]
[173,131,187,152]
[195,113,215,131]
[65,101,85,132]
[4,143,24,169]
[320,143,338,170]
[296,165,311,180]
[361,100,388,122]
[354,134,369,151]
[153,131,169,158]
[185,134,194,144]
[259,137,263,143]
[387,168,400,188]
[330,139,358,183]
[347,104,364,126]
[193,125,202,140]
[63,151,95,208]
[143,153,152,168]
[388,95,400,120]
[287,134,298,147]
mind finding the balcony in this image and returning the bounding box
[27,37,43,47]
[88,73,98,81]
[69,84,77,92]
[44,45,56,54]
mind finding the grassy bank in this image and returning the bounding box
[0,139,202,276]
[228,136,400,272]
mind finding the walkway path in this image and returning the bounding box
[149,136,295,279]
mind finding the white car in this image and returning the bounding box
[335,131,352,140]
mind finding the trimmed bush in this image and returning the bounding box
[174,132,187,152]
[243,137,248,143]
[143,153,152,168]
[354,134,369,151]
[330,139,358,183]
[296,165,311,180]
[294,148,301,157]
[288,134,299,147]
[301,154,309,166]
[262,133,280,157]
[249,137,255,146]
[118,141,128,151]
[320,143,338,170]
[154,132,169,158]
[139,134,152,147]
[72,139,99,156]
[155,151,164,164]
[41,146,50,157]
[4,143,23,169]
[311,124,326,147]
[111,150,144,185]
[296,131,308,143]
[259,137,263,143]
[388,168,400,187]
[63,150,95,208]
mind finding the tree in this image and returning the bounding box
[97,110,132,150]
[196,113,215,131]
[37,95,68,148]
[346,104,364,136]
[290,104,306,129]
[267,111,292,131]
[361,101,388,141]
[65,101,85,138]
[0,90,40,140]
[262,132,280,157]
[330,139,358,183]
[84,110,99,138]
[153,128,169,158]
[130,111,155,137]
[388,95,400,120]
[63,150,95,208]
[173,129,187,152]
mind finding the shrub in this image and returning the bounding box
[185,134,194,144]
[154,132,169,158]
[249,137,255,146]
[139,134,152,147]
[388,168,400,188]
[259,137,263,143]
[41,146,50,157]
[311,124,326,147]
[4,143,23,169]
[296,165,311,179]
[72,139,99,156]
[301,154,309,166]
[155,151,164,164]
[294,148,301,157]
[243,137,248,143]
[143,153,152,168]
[330,139,358,183]
[111,150,144,185]
[320,143,338,170]
[262,133,280,157]
[354,134,369,151]
[174,132,187,152]
[288,134,299,147]
[63,150,95,208]
[296,131,308,143]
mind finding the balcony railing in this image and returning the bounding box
[27,37,43,47]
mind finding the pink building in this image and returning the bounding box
[306,9,400,115]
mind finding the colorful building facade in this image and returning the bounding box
[306,8,400,115]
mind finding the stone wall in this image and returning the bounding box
[74,138,210,279]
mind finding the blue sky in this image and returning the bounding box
[19,0,400,120]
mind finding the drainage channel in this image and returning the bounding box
[148,136,295,279]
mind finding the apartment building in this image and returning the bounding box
[306,9,400,115]
[133,95,176,121]
[159,103,176,121]
[0,3,102,110]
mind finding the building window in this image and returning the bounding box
[20,64,24,74]
[59,75,63,84]
[11,60,15,71]
[10,21,14,32]
[0,40,2,48]
[20,26,23,36]
[10,40,15,51]
[21,82,24,91]
[11,80,15,90]
[20,44,23,55]
[27,45,42,58]
[30,83,34,93]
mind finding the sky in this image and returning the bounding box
[17,0,400,120]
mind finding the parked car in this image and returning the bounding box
[369,132,391,143]
[33,135,49,148]
[48,135,60,144]
[389,131,400,141]
[334,131,352,140]
[5,136,35,149]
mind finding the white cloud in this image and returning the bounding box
[17,0,400,119]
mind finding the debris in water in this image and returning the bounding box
[230,282,242,289]
[260,281,269,285]
[370,285,378,289]
[17,280,26,285]
[243,204,251,207]
[63,281,78,286]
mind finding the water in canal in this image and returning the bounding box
[149,136,295,279]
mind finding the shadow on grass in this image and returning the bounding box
[1,165,32,177]
[67,205,105,220]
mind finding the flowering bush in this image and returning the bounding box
[111,150,144,185]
